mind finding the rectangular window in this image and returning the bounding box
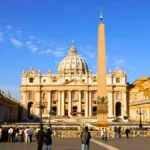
[65,93,68,99]
[65,102,68,104]
[81,93,84,99]
[116,92,121,99]
[72,92,76,99]
[52,93,56,99]
[82,102,85,104]
[116,78,120,83]
[29,92,32,99]
[29,78,33,83]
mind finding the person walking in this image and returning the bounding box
[104,128,107,141]
[118,126,121,138]
[44,128,53,150]
[80,126,91,150]
[114,126,117,138]
[125,128,130,138]
[24,126,30,143]
[101,128,104,141]
[37,127,45,150]
[0,126,2,142]
[8,126,13,143]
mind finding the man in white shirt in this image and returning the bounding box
[24,127,30,143]
[8,126,13,142]
[0,126,2,141]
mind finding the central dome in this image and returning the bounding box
[58,42,89,74]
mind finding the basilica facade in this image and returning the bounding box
[20,17,128,121]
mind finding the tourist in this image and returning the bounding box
[104,128,107,141]
[29,128,33,142]
[125,128,130,138]
[118,126,121,138]
[80,126,91,150]
[44,128,53,150]
[8,126,13,142]
[0,126,2,141]
[24,126,30,143]
[37,126,45,150]
[114,126,117,138]
[101,128,104,140]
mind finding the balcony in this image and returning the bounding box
[52,99,58,102]
[72,99,79,102]
[130,99,150,106]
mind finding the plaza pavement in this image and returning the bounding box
[95,137,150,150]
[0,137,150,150]
[0,137,107,150]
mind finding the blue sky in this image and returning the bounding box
[0,0,150,100]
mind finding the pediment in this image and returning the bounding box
[62,78,87,85]
[27,67,37,77]
[113,67,126,77]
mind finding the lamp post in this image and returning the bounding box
[36,102,47,128]
[137,107,144,128]
[48,110,54,127]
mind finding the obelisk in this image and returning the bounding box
[97,8,108,126]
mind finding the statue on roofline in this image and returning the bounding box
[96,96,107,104]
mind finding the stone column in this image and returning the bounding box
[85,91,88,117]
[22,92,27,119]
[89,91,92,116]
[61,91,65,116]
[47,91,51,114]
[68,91,72,117]
[108,91,113,117]
[123,91,127,117]
[58,91,61,116]
[78,91,81,113]
[146,106,149,122]
[36,91,41,117]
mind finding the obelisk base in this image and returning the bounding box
[97,103,108,127]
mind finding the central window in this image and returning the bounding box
[29,78,34,83]
[116,78,120,83]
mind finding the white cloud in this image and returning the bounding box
[39,49,52,54]
[10,38,24,47]
[53,51,65,57]
[7,25,12,29]
[86,46,90,48]
[26,41,32,45]
[0,32,4,41]
[115,59,124,64]
[37,40,49,46]
[56,47,67,51]
[28,45,39,52]
[29,36,35,39]
[84,52,96,58]
[16,30,22,35]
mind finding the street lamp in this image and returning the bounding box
[36,102,47,128]
[48,110,53,127]
[137,107,144,128]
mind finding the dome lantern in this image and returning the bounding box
[57,41,88,74]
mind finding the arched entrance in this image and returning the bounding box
[72,106,77,116]
[92,107,97,116]
[28,102,33,119]
[116,102,121,117]
[52,107,57,116]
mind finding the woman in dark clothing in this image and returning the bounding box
[37,127,45,150]
[44,128,53,150]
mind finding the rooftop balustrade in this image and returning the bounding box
[0,90,18,103]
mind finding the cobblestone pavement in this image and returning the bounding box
[0,137,107,150]
[96,137,150,150]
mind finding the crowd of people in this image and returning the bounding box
[0,126,34,142]
[0,125,131,150]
